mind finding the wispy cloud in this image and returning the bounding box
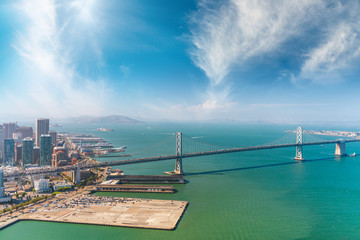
[190,1,321,88]
[142,100,238,122]
[10,0,110,117]
[190,0,360,100]
[300,1,360,83]
[119,65,130,77]
[188,0,323,110]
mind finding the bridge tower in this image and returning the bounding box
[165,132,183,175]
[294,127,304,160]
[174,132,183,175]
[335,140,346,156]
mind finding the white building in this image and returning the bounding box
[52,181,72,191]
[34,179,50,193]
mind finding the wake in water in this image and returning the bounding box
[191,136,206,139]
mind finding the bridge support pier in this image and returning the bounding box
[335,141,346,156]
[165,132,184,175]
[294,127,304,160]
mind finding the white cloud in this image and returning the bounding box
[120,65,130,77]
[141,100,331,122]
[11,0,110,117]
[189,0,323,92]
[190,0,360,93]
[189,100,237,112]
[141,100,238,122]
[300,2,360,83]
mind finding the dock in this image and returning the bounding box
[96,184,175,193]
[109,175,185,184]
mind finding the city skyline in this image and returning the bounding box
[1,0,360,122]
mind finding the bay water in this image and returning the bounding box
[1,123,360,239]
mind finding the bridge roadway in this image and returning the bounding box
[4,139,360,179]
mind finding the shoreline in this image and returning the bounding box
[0,187,188,231]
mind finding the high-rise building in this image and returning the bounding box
[0,169,3,187]
[36,118,49,147]
[3,139,15,166]
[0,169,4,198]
[22,138,34,166]
[33,147,40,164]
[0,125,3,161]
[40,134,52,166]
[3,123,16,139]
[48,131,57,145]
[17,127,33,139]
[15,143,22,165]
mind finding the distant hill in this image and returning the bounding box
[61,115,143,124]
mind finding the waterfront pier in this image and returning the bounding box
[96,184,175,193]
[20,196,187,230]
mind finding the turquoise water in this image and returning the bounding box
[2,123,360,239]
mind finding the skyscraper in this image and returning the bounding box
[33,147,40,164]
[0,169,3,187]
[3,138,15,166]
[36,118,49,147]
[0,169,4,198]
[3,122,16,139]
[22,138,34,166]
[17,126,33,139]
[15,144,22,165]
[48,131,57,145]
[0,125,3,160]
[40,134,52,166]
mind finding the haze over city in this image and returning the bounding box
[1,0,360,122]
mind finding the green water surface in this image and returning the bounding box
[1,123,360,239]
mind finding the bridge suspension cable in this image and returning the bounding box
[5,127,360,179]
[127,134,175,160]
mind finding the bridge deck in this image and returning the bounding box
[4,139,360,178]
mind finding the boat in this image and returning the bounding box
[113,146,127,150]
[350,152,356,157]
[97,128,113,132]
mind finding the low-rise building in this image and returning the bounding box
[52,181,72,191]
[69,150,79,159]
[34,179,50,193]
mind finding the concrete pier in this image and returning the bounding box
[335,141,346,156]
[20,196,187,230]
[96,184,175,193]
[111,175,185,184]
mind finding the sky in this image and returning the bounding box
[1,0,360,123]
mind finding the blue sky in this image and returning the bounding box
[1,0,360,122]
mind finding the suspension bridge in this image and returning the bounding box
[3,127,360,182]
